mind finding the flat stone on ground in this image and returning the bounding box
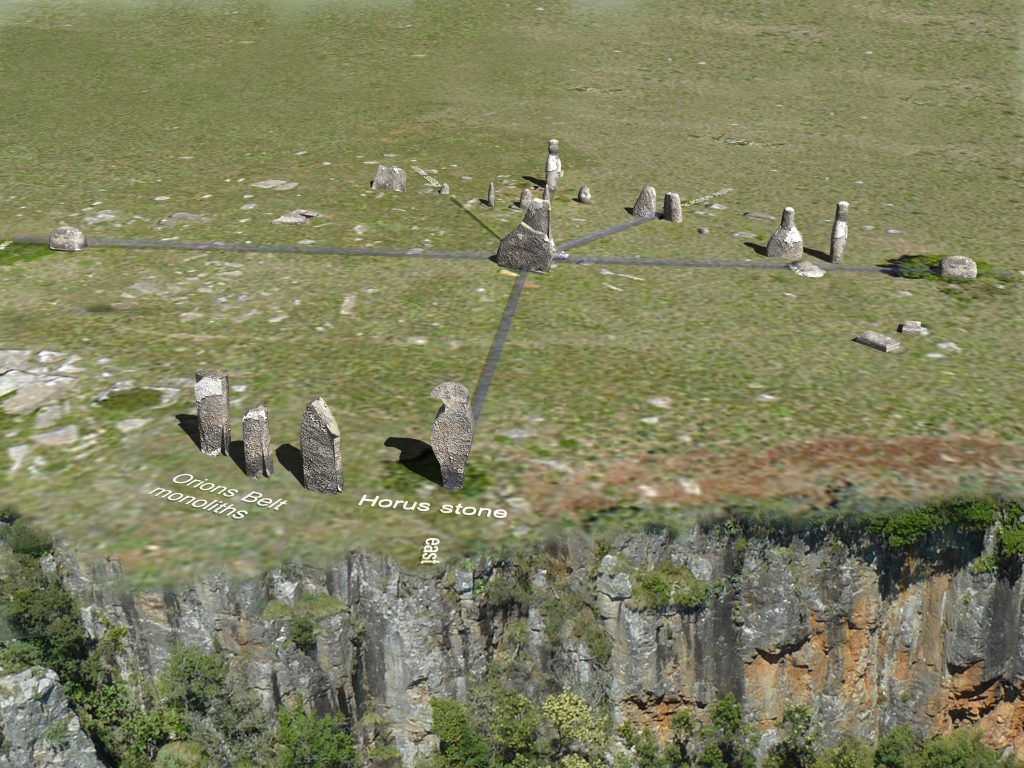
[898,321,929,336]
[854,331,901,353]
[789,259,826,278]
[371,165,407,192]
[48,226,86,251]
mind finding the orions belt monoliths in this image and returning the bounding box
[300,396,343,493]
[194,370,230,456]
[242,404,274,478]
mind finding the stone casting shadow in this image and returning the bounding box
[175,414,201,449]
[227,440,247,474]
[385,436,443,486]
[522,175,547,188]
[743,241,769,257]
[276,444,304,485]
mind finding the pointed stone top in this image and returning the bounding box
[244,403,268,421]
[304,396,339,436]
[835,200,849,219]
[781,206,796,227]
[432,381,470,406]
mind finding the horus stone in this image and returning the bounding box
[577,185,592,204]
[300,396,343,494]
[854,331,901,353]
[439,182,450,195]
[194,371,230,456]
[632,185,657,218]
[830,201,849,263]
[493,221,556,273]
[242,404,274,478]
[48,226,86,251]
[518,187,534,208]
[430,382,474,491]
[486,182,496,208]
[766,206,804,260]
[898,320,929,336]
[522,199,551,239]
[371,165,407,192]
[545,138,563,191]
[940,255,978,280]
[663,192,683,223]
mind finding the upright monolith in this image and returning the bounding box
[242,404,274,478]
[766,206,803,260]
[663,192,683,223]
[545,139,563,192]
[300,397,343,493]
[632,185,657,218]
[431,382,474,491]
[830,201,849,263]
[523,199,552,239]
[486,182,496,208]
[194,371,230,456]
[371,165,407,192]
[518,188,534,209]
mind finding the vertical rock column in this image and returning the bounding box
[430,382,475,491]
[663,192,683,223]
[242,404,274,478]
[830,201,849,263]
[194,371,230,456]
[300,396,343,493]
[766,206,804,260]
[632,185,657,218]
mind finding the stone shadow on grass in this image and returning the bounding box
[276,444,304,485]
[522,175,547,188]
[803,246,830,261]
[385,436,443,486]
[227,440,247,475]
[743,241,769,257]
[175,414,201,449]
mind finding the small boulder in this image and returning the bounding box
[789,259,825,278]
[577,185,592,204]
[371,165,407,192]
[940,255,978,280]
[48,226,86,251]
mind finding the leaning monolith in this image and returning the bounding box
[632,185,657,218]
[523,198,552,239]
[830,201,849,263]
[431,382,474,491]
[766,206,803,260]
[242,404,274,478]
[194,371,230,456]
[300,396,343,493]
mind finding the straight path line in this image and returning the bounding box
[10,235,492,261]
[560,217,654,251]
[567,255,898,274]
[472,270,529,425]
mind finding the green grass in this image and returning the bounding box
[261,593,348,622]
[633,563,711,612]
[0,0,1021,586]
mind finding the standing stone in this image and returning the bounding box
[493,222,556,273]
[577,185,592,204]
[486,181,496,208]
[518,187,534,208]
[545,138,563,192]
[439,183,450,195]
[543,184,552,201]
[242,404,274,478]
[431,382,474,491]
[522,199,552,239]
[48,226,86,251]
[940,255,978,280]
[663,192,683,223]
[194,371,230,456]
[830,201,849,263]
[300,397,343,493]
[766,206,804,260]
[371,165,407,192]
[632,185,657,218]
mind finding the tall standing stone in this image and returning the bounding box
[663,192,683,223]
[371,165,407,192]
[766,206,804,260]
[577,185,592,204]
[48,226,86,251]
[522,199,552,239]
[830,201,849,263]
[518,187,534,208]
[431,382,474,491]
[486,182,496,208]
[300,397,343,493]
[493,222,556,273]
[194,371,230,456]
[545,138,563,192]
[632,185,657,218]
[543,184,552,201]
[242,404,274,478]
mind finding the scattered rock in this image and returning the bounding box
[577,185,592,204]
[7,444,31,472]
[647,397,673,409]
[272,209,321,225]
[940,255,978,280]
[439,183,450,195]
[698,227,710,235]
[854,331,901,353]
[34,403,68,430]
[789,259,826,278]
[158,212,210,228]
[677,477,703,496]
[0,371,76,415]
[743,211,775,221]
[0,349,33,370]
[936,341,962,353]
[115,418,150,434]
[83,210,117,225]
[897,321,929,336]
[250,179,298,191]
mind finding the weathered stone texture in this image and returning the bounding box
[493,221,556,273]
[577,185,592,204]
[242,404,274,478]
[766,206,804,260]
[518,187,534,208]
[830,200,849,263]
[789,259,826,278]
[632,185,658,218]
[371,165,407,192]
[300,396,343,493]
[47,226,86,252]
[941,255,978,280]
[486,182,496,208]
[194,370,230,456]
[855,331,901,352]
[663,192,682,223]
[430,382,474,491]
[522,199,551,239]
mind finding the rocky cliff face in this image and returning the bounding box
[37,527,1024,764]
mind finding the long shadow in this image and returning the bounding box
[276,444,304,485]
[743,241,769,257]
[175,414,201,449]
[522,175,547,188]
[385,437,442,486]
[803,246,830,261]
[227,440,247,474]
[879,254,939,279]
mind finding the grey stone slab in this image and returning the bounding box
[493,221,556,273]
[789,259,825,278]
[632,185,657,218]
[431,382,474,491]
[242,404,274,478]
[300,396,343,493]
[898,320,929,336]
[371,165,407,192]
[854,331,901,353]
[766,206,803,260]
[48,226,86,251]
[830,201,849,263]
[194,370,230,456]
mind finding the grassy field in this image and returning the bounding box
[0,0,1021,586]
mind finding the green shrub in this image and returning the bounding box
[867,498,998,550]
[276,705,358,768]
[290,615,318,656]
[0,517,53,557]
[158,645,227,716]
[431,699,491,768]
[633,564,710,611]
